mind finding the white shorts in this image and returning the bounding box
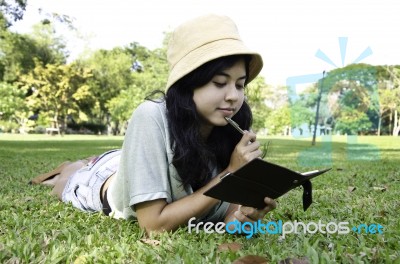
[61,149,121,212]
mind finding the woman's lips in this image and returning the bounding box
[218,108,235,116]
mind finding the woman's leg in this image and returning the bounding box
[31,150,120,212]
[29,161,71,185]
[50,160,87,200]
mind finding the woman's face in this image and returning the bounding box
[193,59,246,136]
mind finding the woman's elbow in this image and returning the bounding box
[135,199,179,233]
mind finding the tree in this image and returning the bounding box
[378,65,400,136]
[376,87,395,135]
[29,21,68,65]
[19,61,93,133]
[106,44,169,134]
[245,76,271,132]
[78,47,135,124]
[259,85,292,135]
[0,0,27,27]
[323,64,379,135]
[289,97,314,135]
[0,21,68,82]
[0,81,28,131]
[265,105,291,135]
[334,107,372,135]
[0,31,38,82]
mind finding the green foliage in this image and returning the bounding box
[0,31,38,82]
[106,85,143,125]
[322,64,380,135]
[245,76,271,132]
[289,101,314,129]
[0,135,399,263]
[78,47,135,119]
[106,45,169,127]
[0,119,19,132]
[335,107,373,135]
[281,63,400,137]
[0,21,68,82]
[19,61,93,129]
[1,17,399,138]
[0,0,27,27]
[29,21,68,65]
[376,66,400,135]
[0,81,27,119]
[260,85,294,135]
[266,105,291,135]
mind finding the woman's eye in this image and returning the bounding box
[236,84,245,90]
[213,82,226,88]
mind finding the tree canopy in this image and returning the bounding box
[0,0,27,27]
[0,9,399,136]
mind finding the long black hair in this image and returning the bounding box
[149,55,253,190]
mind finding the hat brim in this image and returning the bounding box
[166,38,263,90]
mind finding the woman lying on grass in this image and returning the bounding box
[31,14,277,234]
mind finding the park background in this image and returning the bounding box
[1,0,399,263]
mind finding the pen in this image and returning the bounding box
[224,117,245,135]
[224,117,255,142]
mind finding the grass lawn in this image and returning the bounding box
[0,134,399,263]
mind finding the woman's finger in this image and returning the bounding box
[238,131,257,146]
[263,197,277,211]
[239,198,278,221]
[238,205,263,221]
[234,209,257,222]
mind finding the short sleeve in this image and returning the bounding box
[108,100,232,221]
[119,101,173,210]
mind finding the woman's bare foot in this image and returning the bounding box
[51,161,87,200]
[29,161,71,185]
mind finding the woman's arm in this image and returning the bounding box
[224,129,277,225]
[135,168,226,233]
[136,131,267,234]
[135,131,258,233]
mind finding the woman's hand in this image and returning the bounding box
[233,197,277,222]
[227,131,262,172]
[224,197,277,228]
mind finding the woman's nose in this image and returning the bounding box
[225,84,239,101]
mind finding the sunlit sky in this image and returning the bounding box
[11,0,400,85]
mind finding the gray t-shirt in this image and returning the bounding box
[108,100,229,222]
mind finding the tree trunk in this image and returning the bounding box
[393,110,399,136]
[377,113,382,136]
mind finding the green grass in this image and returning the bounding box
[0,134,399,263]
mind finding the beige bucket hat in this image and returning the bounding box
[166,14,263,90]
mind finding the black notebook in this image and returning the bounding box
[204,158,331,211]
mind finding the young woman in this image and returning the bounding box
[31,14,277,234]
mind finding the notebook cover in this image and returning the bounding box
[204,158,331,209]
